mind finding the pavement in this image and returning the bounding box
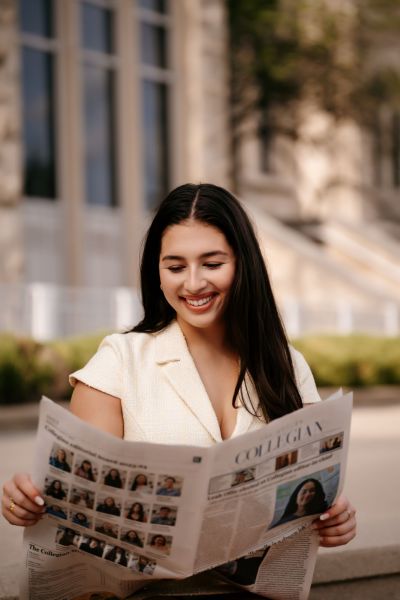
[0,388,399,598]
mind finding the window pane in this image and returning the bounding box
[140,23,167,68]
[142,80,169,210]
[139,0,167,14]
[19,0,54,38]
[81,2,113,54]
[83,64,117,206]
[21,48,56,199]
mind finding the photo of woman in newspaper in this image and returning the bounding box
[2,184,356,594]
[270,465,340,529]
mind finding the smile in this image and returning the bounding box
[185,295,214,307]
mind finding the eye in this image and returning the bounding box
[204,262,223,269]
[167,265,185,273]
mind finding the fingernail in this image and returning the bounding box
[34,496,44,506]
[320,513,329,521]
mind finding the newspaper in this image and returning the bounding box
[20,390,352,600]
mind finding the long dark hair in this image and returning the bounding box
[131,183,302,421]
[282,478,327,518]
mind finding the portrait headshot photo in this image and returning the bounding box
[96,495,121,517]
[49,445,73,473]
[74,456,98,483]
[55,526,81,548]
[79,536,105,557]
[46,504,67,519]
[128,554,156,575]
[120,528,145,548]
[147,533,172,555]
[102,467,126,490]
[95,519,119,539]
[124,501,149,523]
[70,486,95,510]
[129,472,154,494]
[150,505,177,527]
[156,475,183,497]
[44,477,68,501]
[269,464,341,529]
[71,510,92,528]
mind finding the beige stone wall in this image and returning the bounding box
[0,0,23,283]
[177,0,231,188]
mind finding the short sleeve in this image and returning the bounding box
[290,346,321,404]
[69,334,123,398]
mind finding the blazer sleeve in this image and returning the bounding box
[69,334,123,399]
[290,346,321,404]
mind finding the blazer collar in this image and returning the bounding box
[154,320,258,442]
[154,321,223,442]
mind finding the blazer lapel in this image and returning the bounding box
[154,321,223,442]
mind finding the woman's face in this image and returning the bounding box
[296,481,316,509]
[153,535,165,546]
[57,449,66,461]
[135,474,147,486]
[82,461,91,472]
[105,497,114,507]
[110,469,118,478]
[54,480,61,490]
[159,220,236,334]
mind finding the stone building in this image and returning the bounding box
[0,0,399,337]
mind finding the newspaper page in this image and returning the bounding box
[20,391,352,600]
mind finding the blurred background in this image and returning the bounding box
[0,1,399,597]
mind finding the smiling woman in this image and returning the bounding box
[1,183,357,597]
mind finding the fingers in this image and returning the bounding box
[312,495,357,547]
[2,473,46,527]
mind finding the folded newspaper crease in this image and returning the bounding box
[20,391,352,600]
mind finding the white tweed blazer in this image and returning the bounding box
[69,320,320,446]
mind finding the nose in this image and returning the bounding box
[184,266,207,294]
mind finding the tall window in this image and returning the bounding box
[81,1,117,207]
[19,0,57,199]
[138,0,171,211]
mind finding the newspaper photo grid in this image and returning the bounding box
[21,391,353,600]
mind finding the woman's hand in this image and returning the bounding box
[1,473,46,527]
[312,494,356,547]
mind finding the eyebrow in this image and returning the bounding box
[161,250,229,261]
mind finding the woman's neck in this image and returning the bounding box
[177,317,229,353]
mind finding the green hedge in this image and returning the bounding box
[293,335,400,387]
[0,332,399,404]
[0,332,105,405]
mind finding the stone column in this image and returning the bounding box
[0,0,23,283]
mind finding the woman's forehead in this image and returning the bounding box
[160,221,232,258]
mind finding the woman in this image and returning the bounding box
[1,184,356,593]
[275,479,328,526]
[96,497,120,517]
[49,448,71,472]
[75,460,96,482]
[45,479,66,501]
[149,534,169,554]
[72,511,90,528]
[105,546,128,566]
[70,489,93,509]
[130,473,151,493]
[126,502,147,523]
[121,529,143,548]
[104,468,123,489]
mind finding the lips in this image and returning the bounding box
[180,293,217,311]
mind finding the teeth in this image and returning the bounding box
[186,295,213,307]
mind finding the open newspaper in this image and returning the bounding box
[21,391,352,600]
